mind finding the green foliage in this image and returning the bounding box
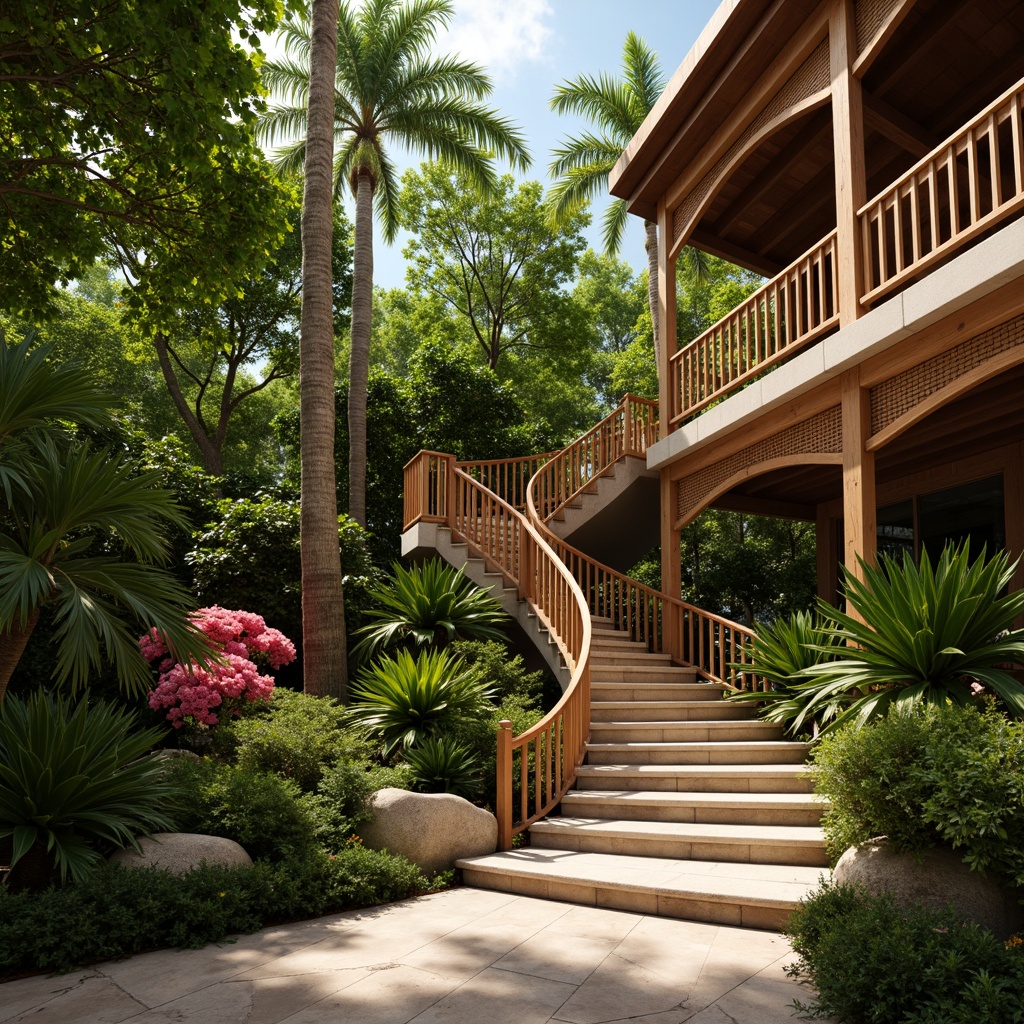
[786,880,1024,1023]
[451,639,558,708]
[225,689,373,793]
[799,543,1024,734]
[1,0,289,317]
[167,758,316,862]
[0,848,434,976]
[404,737,481,798]
[354,559,509,661]
[0,693,176,888]
[348,648,495,755]
[304,761,376,850]
[811,702,1024,886]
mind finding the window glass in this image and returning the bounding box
[918,475,1004,563]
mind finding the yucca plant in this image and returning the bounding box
[727,609,842,735]
[404,737,481,798]
[794,543,1024,735]
[347,648,494,755]
[352,559,508,661]
[0,691,179,890]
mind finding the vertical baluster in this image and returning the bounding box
[948,144,960,238]
[1013,92,1024,198]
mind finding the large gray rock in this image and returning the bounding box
[834,839,1024,939]
[109,833,252,875]
[360,788,498,875]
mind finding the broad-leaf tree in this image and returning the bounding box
[0,0,289,317]
[257,0,529,528]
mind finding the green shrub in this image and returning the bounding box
[405,737,480,797]
[0,692,178,889]
[0,847,434,977]
[167,758,315,861]
[227,688,374,791]
[305,761,376,851]
[787,880,1024,1023]
[451,639,556,706]
[812,702,1024,885]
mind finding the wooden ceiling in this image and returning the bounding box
[719,362,1024,515]
[702,0,1024,272]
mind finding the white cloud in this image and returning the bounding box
[443,0,554,82]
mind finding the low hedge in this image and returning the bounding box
[0,845,433,978]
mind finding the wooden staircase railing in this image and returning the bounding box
[403,451,591,850]
[531,395,658,522]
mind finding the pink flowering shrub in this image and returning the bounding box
[143,607,296,728]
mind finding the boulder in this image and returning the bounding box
[834,839,1024,939]
[360,788,498,875]
[109,833,252,876]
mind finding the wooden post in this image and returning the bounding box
[830,0,867,325]
[496,719,513,851]
[661,468,682,662]
[658,199,678,428]
[841,368,876,588]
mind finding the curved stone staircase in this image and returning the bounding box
[402,399,829,930]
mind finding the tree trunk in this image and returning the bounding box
[348,169,374,529]
[645,219,661,370]
[0,607,40,703]
[299,0,348,699]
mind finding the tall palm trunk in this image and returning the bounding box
[348,168,374,529]
[645,219,661,368]
[0,608,40,703]
[299,0,347,699]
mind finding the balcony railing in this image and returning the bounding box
[670,233,838,425]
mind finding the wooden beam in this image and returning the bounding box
[851,0,917,79]
[657,197,677,432]
[712,493,816,520]
[830,0,867,327]
[841,366,876,582]
[660,468,682,661]
[862,91,938,159]
[687,229,784,278]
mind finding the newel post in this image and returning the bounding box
[496,719,513,850]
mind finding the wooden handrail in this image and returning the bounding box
[402,450,452,528]
[455,452,560,512]
[669,233,839,425]
[531,395,659,522]
[859,73,1024,306]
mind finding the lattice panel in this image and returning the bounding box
[672,38,830,246]
[855,0,899,54]
[676,405,842,525]
[870,314,1024,435]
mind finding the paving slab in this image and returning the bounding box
[0,887,833,1023]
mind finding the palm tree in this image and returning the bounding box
[258,0,530,531]
[549,32,709,370]
[0,336,214,701]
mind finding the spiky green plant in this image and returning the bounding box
[0,691,178,889]
[347,648,493,755]
[404,737,480,798]
[794,543,1024,734]
[352,559,508,661]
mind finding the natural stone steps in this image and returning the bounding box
[573,762,816,793]
[589,719,785,743]
[585,740,812,766]
[590,699,754,722]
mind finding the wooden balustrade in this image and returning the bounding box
[531,395,659,522]
[670,233,839,425]
[402,450,451,526]
[456,453,559,512]
[860,75,1024,306]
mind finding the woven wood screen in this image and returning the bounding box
[855,0,900,55]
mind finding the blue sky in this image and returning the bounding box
[271,1,723,289]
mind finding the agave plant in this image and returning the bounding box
[404,737,481,799]
[352,559,508,661]
[794,543,1024,735]
[727,609,842,735]
[0,691,179,890]
[347,648,494,755]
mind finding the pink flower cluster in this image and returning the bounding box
[143,607,296,728]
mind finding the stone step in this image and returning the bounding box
[559,789,827,827]
[589,720,785,744]
[592,626,645,640]
[591,681,724,702]
[574,763,816,793]
[590,700,754,722]
[590,665,701,683]
[457,849,826,931]
[589,650,675,666]
[585,740,812,766]
[529,817,828,867]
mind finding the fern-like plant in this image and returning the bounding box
[404,737,481,798]
[347,648,494,755]
[0,692,178,890]
[353,559,508,661]
[795,543,1024,734]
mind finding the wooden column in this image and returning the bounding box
[657,198,678,428]
[661,469,682,662]
[1005,440,1024,601]
[830,0,867,325]
[841,367,876,584]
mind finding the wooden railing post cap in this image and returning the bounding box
[498,719,513,730]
